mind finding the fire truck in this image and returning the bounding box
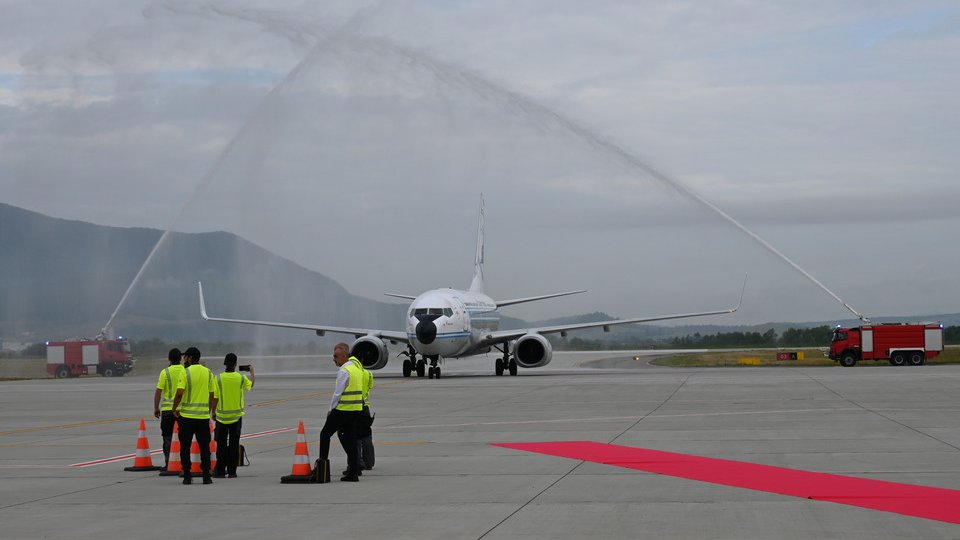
[829,323,944,367]
[46,338,135,378]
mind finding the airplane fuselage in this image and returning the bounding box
[407,288,500,358]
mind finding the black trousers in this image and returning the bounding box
[214,418,242,475]
[348,406,374,469]
[178,417,211,476]
[319,409,360,475]
[159,411,178,466]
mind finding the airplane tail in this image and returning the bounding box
[468,194,485,293]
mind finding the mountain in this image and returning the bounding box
[0,203,407,343]
[1,202,955,346]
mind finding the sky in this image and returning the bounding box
[1,0,958,326]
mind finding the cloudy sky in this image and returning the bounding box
[2,0,958,325]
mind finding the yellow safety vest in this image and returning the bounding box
[214,371,252,424]
[350,357,374,406]
[156,364,185,412]
[335,362,364,412]
[177,364,214,419]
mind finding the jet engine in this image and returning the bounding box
[350,336,389,370]
[512,333,553,368]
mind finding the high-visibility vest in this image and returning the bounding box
[178,364,214,419]
[350,357,374,406]
[214,371,252,424]
[335,362,364,412]
[157,364,185,412]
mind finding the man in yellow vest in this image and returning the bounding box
[212,353,254,478]
[341,353,374,471]
[319,342,363,482]
[171,346,217,485]
[153,347,185,471]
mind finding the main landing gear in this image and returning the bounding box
[400,348,439,379]
[494,346,518,376]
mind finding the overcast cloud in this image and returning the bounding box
[1,0,958,325]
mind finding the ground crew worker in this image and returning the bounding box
[171,346,217,485]
[153,347,185,470]
[212,353,254,478]
[318,342,363,482]
[342,353,374,471]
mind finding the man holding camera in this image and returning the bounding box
[212,353,254,478]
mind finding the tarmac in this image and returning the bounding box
[2,350,960,539]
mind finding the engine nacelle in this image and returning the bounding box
[350,336,389,370]
[512,333,553,368]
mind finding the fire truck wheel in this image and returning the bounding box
[102,365,116,377]
[55,365,70,379]
[907,352,924,366]
[839,354,857,367]
[890,352,906,367]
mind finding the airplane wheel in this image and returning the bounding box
[508,359,518,376]
[495,358,504,376]
[435,366,441,379]
[402,359,412,377]
[428,367,434,379]
[416,359,426,377]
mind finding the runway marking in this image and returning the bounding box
[69,427,294,468]
[378,407,862,430]
[493,441,960,525]
[0,417,139,436]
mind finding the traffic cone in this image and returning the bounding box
[159,422,182,476]
[209,420,218,473]
[280,421,313,483]
[189,440,202,474]
[124,418,162,472]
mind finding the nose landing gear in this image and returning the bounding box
[400,347,438,379]
[427,355,441,379]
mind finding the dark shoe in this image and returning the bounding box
[227,473,238,478]
[202,476,213,485]
[159,466,168,472]
[342,469,362,476]
[339,475,359,482]
[182,475,192,485]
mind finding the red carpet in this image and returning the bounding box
[492,441,960,524]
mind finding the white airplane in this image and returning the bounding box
[198,198,744,378]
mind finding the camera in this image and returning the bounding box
[239,365,251,372]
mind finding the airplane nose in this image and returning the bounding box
[415,314,441,344]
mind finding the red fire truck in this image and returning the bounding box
[829,323,943,367]
[46,338,135,378]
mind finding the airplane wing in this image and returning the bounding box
[198,282,409,344]
[494,290,587,308]
[479,275,746,347]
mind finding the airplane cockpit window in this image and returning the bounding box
[413,307,452,317]
[443,308,453,317]
[414,308,428,316]
[428,308,443,315]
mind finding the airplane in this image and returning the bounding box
[198,197,745,378]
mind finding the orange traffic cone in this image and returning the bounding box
[209,420,218,473]
[280,421,313,483]
[159,422,182,476]
[189,440,202,473]
[124,418,162,472]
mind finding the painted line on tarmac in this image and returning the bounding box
[494,441,960,525]
[378,407,862,430]
[0,417,139,436]
[69,427,295,468]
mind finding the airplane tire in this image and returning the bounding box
[495,358,504,376]
[435,366,441,379]
[428,367,434,379]
[416,360,426,377]
[508,359,518,376]
[402,360,412,377]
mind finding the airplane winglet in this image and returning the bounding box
[198,282,209,320]
[733,273,748,313]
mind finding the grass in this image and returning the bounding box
[652,346,960,367]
